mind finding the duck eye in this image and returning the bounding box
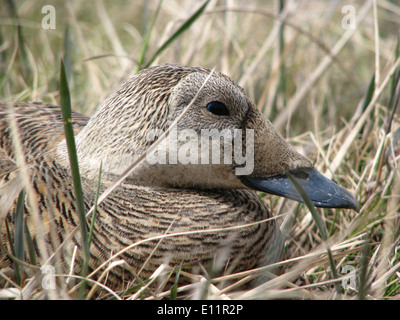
[206,101,230,116]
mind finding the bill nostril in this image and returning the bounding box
[292,171,310,180]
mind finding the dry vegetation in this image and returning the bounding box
[1,0,400,300]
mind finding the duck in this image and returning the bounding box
[0,64,359,294]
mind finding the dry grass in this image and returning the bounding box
[1,0,400,300]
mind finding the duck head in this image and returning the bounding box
[64,64,359,211]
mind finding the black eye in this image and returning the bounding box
[206,101,230,116]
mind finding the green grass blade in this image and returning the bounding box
[13,189,25,285]
[88,161,102,248]
[63,25,74,85]
[143,0,210,69]
[136,0,163,72]
[285,170,342,295]
[386,40,400,134]
[285,171,327,240]
[5,0,32,80]
[14,191,25,253]
[357,237,371,300]
[59,58,90,288]
[267,0,287,116]
[4,221,23,293]
[24,222,37,266]
[361,73,375,114]
[170,263,183,300]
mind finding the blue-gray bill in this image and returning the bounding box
[240,167,360,212]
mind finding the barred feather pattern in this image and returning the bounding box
[0,100,279,291]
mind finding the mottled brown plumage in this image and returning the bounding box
[0,64,357,295]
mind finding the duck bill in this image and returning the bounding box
[240,167,359,211]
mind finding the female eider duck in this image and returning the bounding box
[0,64,358,293]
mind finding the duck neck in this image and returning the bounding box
[55,121,136,183]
